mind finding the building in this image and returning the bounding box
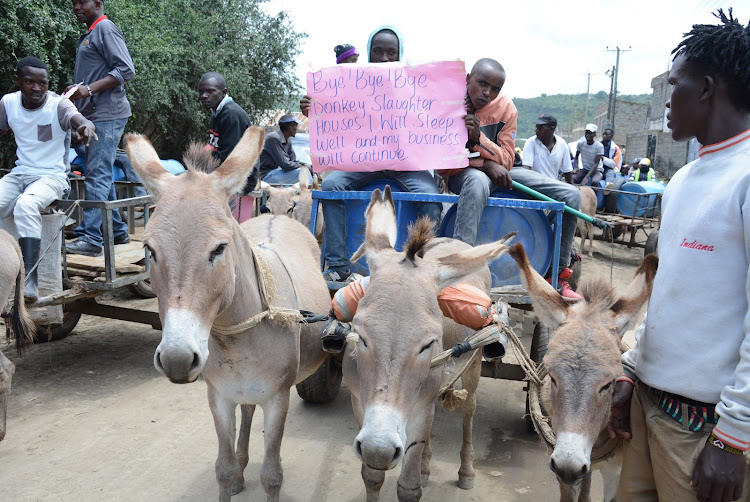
[593,100,648,155]
[625,71,699,178]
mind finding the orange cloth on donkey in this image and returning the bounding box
[332,278,494,330]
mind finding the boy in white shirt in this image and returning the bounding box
[0,57,97,301]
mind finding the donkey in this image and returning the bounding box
[126,127,330,502]
[577,186,597,258]
[509,242,657,502]
[260,167,324,244]
[0,228,36,441]
[344,187,512,502]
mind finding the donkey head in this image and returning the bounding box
[126,127,265,383]
[260,167,323,241]
[350,187,512,471]
[509,243,657,486]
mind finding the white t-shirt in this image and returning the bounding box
[0,91,78,182]
[576,138,604,173]
[522,134,572,179]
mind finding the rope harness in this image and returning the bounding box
[211,240,308,335]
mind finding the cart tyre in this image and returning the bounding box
[526,322,551,432]
[128,279,156,299]
[34,310,81,343]
[645,230,659,257]
[295,353,343,404]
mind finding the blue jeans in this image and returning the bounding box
[603,167,616,184]
[74,118,130,247]
[446,167,580,271]
[262,167,311,185]
[115,149,148,197]
[321,170,441,269]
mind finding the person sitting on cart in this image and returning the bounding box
[300,25,442,283]
[630,157,656,182]
[0,57,97,302]
[438,59,583,300]
[573,124,604,186]
[256,114,312,185]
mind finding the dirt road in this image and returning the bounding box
[0,237,649,501]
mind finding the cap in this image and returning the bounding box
[334,44,359,63]
[632,158,642,166]
[639,158,651,167]
[534,115,557,127]
[279,114,302,125]
[584,123,598,133]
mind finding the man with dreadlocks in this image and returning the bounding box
[608,9,750,501]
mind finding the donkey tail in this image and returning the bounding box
[9,259,35,356]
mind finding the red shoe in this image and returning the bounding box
[547,268,583,301]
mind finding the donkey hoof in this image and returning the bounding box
[421,472,430,487]
[231,479,244,495]
[457,475,475,490]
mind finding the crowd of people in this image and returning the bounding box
[1,2,749,501]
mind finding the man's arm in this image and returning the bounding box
[614,145,622,169]
[70,113,98,147]
[521,139,535,167]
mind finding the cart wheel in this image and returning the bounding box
[645,230,659,257]
[34,311,82,343]
[526,322,551,432]
[295,353,343,404]
[128,279,156,299]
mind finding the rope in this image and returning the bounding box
[211,238,302,335]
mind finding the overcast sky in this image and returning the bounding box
[262,0,742,100]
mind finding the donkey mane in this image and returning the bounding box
[184,142,221,173]
[578,279,616,308]
[403,217,435,262]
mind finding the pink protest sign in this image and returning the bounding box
[306,61,468,172]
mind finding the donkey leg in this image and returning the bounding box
[232,404,256,495]
[259,390,290,502]
[586,224,594,257]
[397,407,435,502]
[208,387,239,502]
[457,356,481,489]
[420,432,432,487]
[361,464,386,502]
[598,455,622,502]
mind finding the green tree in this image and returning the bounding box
[0,0,304,165]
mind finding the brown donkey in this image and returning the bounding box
[259,167,324,244]
[344,187,512,501]
[126,127,330,502]
[0,228,36,441]
[509,243,657,502]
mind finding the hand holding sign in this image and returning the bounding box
[306,61,468,172]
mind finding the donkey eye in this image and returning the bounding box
[600,381,614,393]
[145,245,157,263]
[210,243,227,263]
[550,376,557,387]
[419,340,435,354]
[359,336,368,348]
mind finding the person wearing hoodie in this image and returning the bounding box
[301,26,442,282]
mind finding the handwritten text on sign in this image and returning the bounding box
[306,61,468,172]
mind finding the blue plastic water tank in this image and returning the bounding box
[439,188,554,287]
[344,181,420,276]
[160,159,186,175]
[617,181,665,217]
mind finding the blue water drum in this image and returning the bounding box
[617,181,665,218]
[344,181,420,276]
[439,188,554,287]
[160,159,186,175]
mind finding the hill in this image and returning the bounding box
[512,91,651,143]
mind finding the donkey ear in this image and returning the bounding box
[353,186,398,263]
[435,232,516,289]
[125,133,170,199]
[299,165,312,189]
[609,254,658,335]
[508,242,569,329]
[211,126,265,196]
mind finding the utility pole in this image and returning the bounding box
[606,66,615,122]
[581,71,593,125]
[606,46,631,130]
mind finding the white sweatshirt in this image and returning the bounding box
[622,129,750,452]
